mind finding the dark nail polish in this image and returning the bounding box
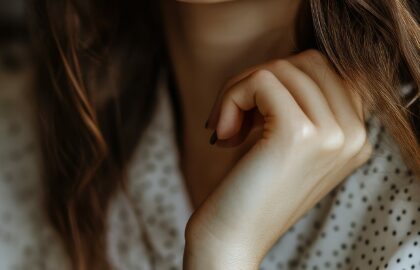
[205,120,209,129]
[209,131,218,145]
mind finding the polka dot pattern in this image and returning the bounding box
[107,75,193,270]
[0,59,419,270]
[258,113,420,270]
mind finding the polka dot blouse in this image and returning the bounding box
[0,60,419,270]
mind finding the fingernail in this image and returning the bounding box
[204,120,209,129]
[209,131,218,145]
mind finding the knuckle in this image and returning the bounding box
[289,120,317,144]
[222,78,236,92]
[248,69,276,86]
[221,89,239,107]
[223,87,235,100]
[270,59,292,73]
[299,49,331,67]
[353,141,373,166]
[344,125,368,156]
[223,73,243,91]
[320,126,345,151]
[220,85,239,105]
[300,49,327,65]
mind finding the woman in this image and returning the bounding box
[0,0,419,269]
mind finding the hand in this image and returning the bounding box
[183,49,373,269]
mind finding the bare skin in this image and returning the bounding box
[161,0,372,269]
[161,0,301,210]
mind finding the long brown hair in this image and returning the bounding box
[28,0,419,269]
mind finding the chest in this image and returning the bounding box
[178,130,260,210]
[179,147,237,210]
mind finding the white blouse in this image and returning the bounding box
[0,59,419,270]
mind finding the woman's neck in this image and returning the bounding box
[161,0,300,146]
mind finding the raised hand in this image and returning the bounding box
[184,50,372,270]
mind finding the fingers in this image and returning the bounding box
[206,67,260,131]
[287,50,367,157]
[208,49,367,157]
[215,108,264,148]
[214,69,311,141]
[210,58,339,145]
[289,50,364,122]
[265,60,337,129]
[215,109,256,148]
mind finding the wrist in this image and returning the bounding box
[183,239,260,270]
[184,221,261,270]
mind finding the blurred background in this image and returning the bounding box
[0,0,33,104]
[0,0,34,123]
